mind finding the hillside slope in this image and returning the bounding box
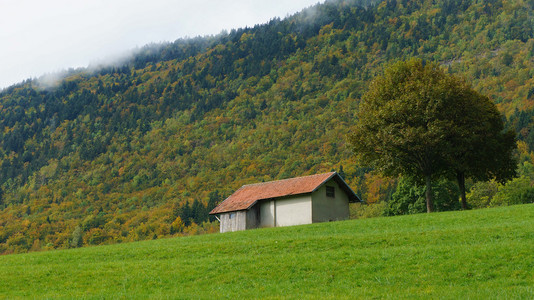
[1,204,533,298]
[0,0,534,254]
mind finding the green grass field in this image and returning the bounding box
[1,204,533,299]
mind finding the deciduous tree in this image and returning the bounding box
[446,89,516,209]
[350,58,516,212]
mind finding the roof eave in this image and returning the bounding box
[210,191,316,215]
[209,199,259,215]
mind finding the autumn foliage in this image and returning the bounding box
[0,0,533,254]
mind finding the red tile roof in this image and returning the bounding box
[210,172,360,214]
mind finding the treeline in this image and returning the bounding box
[172,191,220,230]
[0,0,534,254]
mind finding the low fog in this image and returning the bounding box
[0,0,321,89]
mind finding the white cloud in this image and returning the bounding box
[0,0,321,89]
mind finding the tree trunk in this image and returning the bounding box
[425,175,434,213]
[457,171,468,210]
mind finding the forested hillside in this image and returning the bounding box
[1,0,534,254]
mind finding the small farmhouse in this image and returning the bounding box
[210,172,361,233]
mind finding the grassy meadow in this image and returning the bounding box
[1,204,533,299]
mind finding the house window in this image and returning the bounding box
[326,186,335,198]
[229,212,236,219]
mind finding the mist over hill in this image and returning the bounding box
[0,0,533,254]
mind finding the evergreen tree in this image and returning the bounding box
[207,191,220,222]
[180,202,192,226]
[338,165,346,180]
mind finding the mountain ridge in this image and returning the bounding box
[0,0,533,254]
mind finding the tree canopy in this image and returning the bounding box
[350,59,516,212]
[445,85,517,209]
[0,0,532,254]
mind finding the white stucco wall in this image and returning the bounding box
[258,195,313,228]
[311,179,350,223]
[274,195,312,227]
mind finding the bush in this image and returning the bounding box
[383,178,426,216]
[466,180,500,209]
[384,177,461,216]
[490,176,534,206]
[70,226,83,248]
[350,202,387,219]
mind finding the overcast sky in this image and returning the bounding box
[0,0,321,89]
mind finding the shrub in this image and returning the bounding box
[350,202,387,219]
[490,176,534,206]
[384,177,461,216]
[70,226,83,248]
[466,180,500,209]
